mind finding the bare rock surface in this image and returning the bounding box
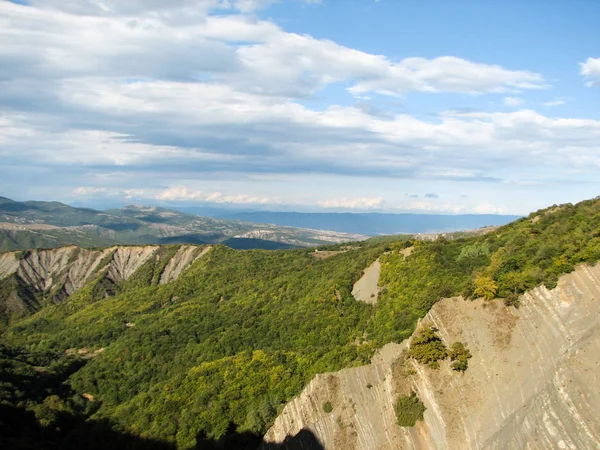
[351,260,381,304]
[264,263,600,450]
[0,252,19,279]
[105,246,158,283]
[15,246,103,292]
[0,245,208,315]
[159,245,211,284]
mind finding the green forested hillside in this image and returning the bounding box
[1,197,599,449]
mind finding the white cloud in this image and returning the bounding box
[317,197,384,209]
[233,0,277,13]
[405,201,465,214]
[542,100,566,107]
[156,186,277,204]
[504,96,524,107]
[28,0,250,17]
[348,57,547,96]
[474,203,506,214]
[580,57,600,86]
[3,95,600,187]
[0,1,548,100]
[73,186,148,199]
[73,186,110,196]
[155,187,205,201]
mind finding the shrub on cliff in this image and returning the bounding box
[407,326,448,369]
[394,392,426,427]
[448,341,472,372]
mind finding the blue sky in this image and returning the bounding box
[0,0,599,214]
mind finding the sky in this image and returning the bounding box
[0,0,599,215]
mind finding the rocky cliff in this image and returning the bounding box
[0,244,211,318]
[263,262,600,449]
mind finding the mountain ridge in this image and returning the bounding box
[0,197,365,251]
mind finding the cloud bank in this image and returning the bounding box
[0,1,598,213]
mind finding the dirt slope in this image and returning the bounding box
[263,262,600,450]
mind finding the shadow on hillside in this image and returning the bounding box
[259,428,325,450]
[0,404,172,450]
[196,423,324,450]
[0,404,324,450]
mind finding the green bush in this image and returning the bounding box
[448,342,472,372]
[394,392,426,426]
[322,401,333,413]
[503,293,520,308]
[407,326,447,368]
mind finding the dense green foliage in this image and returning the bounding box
[322,401,333,413]
[407,326,448,369]
[394,393,426,427]
[406,327,472,372]
[1,197,600,448]
[448,342,472,372]
[371,198,600,346]
[1,244,386,448]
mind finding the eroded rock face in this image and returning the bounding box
[0,252,19,279]
[351,260,380,305]
[0,245,211,316]
[263,263,600,450]
[15,246,112,293]
[105,246,159,283]
[159,245,211,284]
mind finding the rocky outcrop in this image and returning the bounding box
[159,245,211,284]
[261,343,425,450]
[351,260,380,304]
[263,263,600,449]
[16,247,112,294]
[0,244,211,317]
[105,246,159,283]
[0,252,19,279]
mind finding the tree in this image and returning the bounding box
[394,392,426,426]
[474,275,498,300]
[407,326,448,369]
[448,342,472,372]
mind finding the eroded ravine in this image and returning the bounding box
[0,245,212,317]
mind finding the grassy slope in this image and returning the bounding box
[1,197,599,448]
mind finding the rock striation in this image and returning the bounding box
[0,244,211,317]
[263,262,600,450]
[159,245,211,284]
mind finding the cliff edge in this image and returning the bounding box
[263,262,600,449]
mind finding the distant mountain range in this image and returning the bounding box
[177,208,521,236]
[0,197,364,252]
[0,197,522,252]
